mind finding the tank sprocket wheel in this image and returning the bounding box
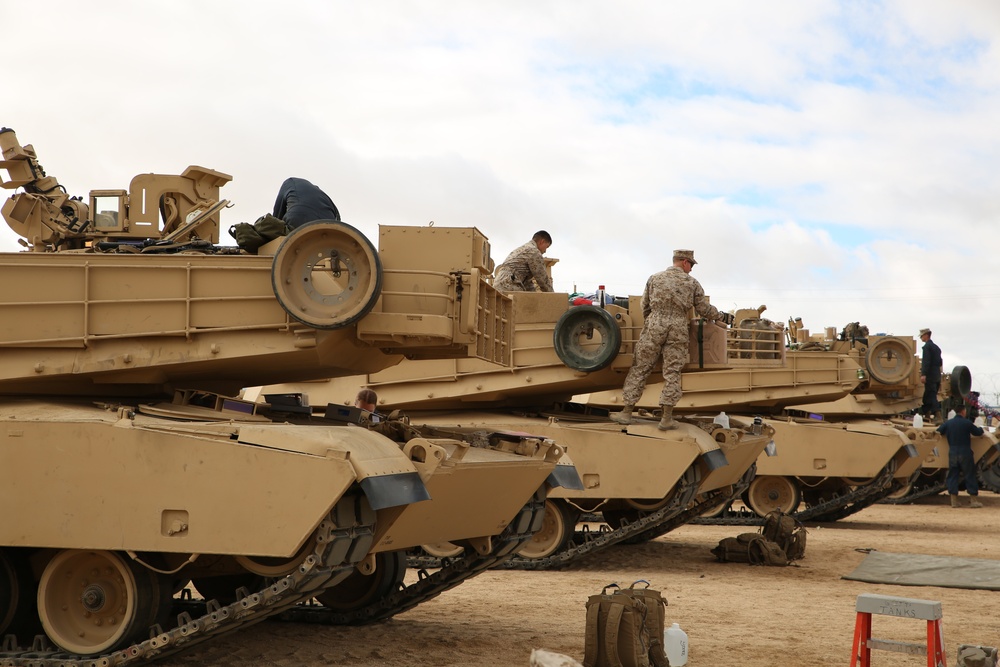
[515,499,579,560]
[745,476,801,517]
[978,458,1000,494]
[0,548,41,644]
[604,464,702,543]
[37,550,170,656]
[314,550,407,612]
[271,220,382,329]
[864,336,915,385]
[552,305,621,372]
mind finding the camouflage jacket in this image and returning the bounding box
[494,240,553,292]
[641,266,722,323]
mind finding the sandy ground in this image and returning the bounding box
[162,493,999,666]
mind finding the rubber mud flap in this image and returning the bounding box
[552,305,621,372]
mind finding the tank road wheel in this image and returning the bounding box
[515,499,579,560]
[420,542,465,559]
[698,497,732,519]
[864,337,915,385]
[37,550,168,656]
[234,536,318,577]
[314,550,407,612]
[271,221,383,329]
[0,548,40,643]
[553,306,621,372]
[949,365,972,398]
[745,476,801,517]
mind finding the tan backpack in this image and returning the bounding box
[583,581,669,667]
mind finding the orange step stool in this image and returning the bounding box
[850,593,945,667]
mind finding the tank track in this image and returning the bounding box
[884,453,999,504]
[0,492,376,667]
[408,463,705,572]
[276,488,547,625]
[878,471,945,505]
[695,461,898,526]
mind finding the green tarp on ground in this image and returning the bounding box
[843,551,1000,591]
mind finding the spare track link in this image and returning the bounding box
[410,463,705,572]
[695,461,898,526]
[0,492,376,667]
[278,488,547,625]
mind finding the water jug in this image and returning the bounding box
[713,411,729,429]
[595,285,606,308]
[664,623,688,666]
[913,413,923,428]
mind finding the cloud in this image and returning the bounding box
[2,0,999,397]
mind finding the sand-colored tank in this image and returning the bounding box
[252,297,910,567]
[793,365,1000,504]
[579,310,941,522]
[0,129,574,663]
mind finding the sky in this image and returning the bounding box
[3,1,1000,400]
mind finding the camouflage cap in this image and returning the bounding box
[673,249,697,265]
[919,328,931,336]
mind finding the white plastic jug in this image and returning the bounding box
[913,413,923,429]
[664,623,688,666]
[713,411,729,429]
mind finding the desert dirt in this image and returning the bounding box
[163,493,999,666]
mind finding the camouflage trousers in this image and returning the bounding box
[621,319,688,407]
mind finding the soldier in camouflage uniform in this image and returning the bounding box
[611,249,734,430]
[494,231,554,292]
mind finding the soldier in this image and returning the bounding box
[936,404,984,508]
[918,327,942,420]
[494,231,553,292]
[611,250,734,430]
[273,177,341,230]
[354,387,380,423]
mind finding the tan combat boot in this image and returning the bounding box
[658,406,678,431]
[950,494,962,508]
[969,496,984,508]
[610,406,634,425]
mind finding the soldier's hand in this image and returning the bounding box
[719,312,735,327]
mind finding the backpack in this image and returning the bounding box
[229,214,290,254]
[760,510,807,561]
[584,581,668,667]
[710,523,800,567]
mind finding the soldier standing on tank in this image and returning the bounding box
[919,327,942,420]
[611,250,734,430]
[494,231,553,292]
[273,177,341,230]
[937,404,984,508]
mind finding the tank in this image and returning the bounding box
[253,296,896,568]
[0,128,574,663]
[792,362,1000,504]
[579,309,942,523]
